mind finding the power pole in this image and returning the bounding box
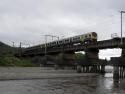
[120,11,125,44]
[12,41,15,56]
[43,35,60,64]
[45,35,47,57]
[12,41,14,47]
[19,42,22,57]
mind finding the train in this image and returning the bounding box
[23,32,97,53]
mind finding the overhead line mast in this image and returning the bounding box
[120,11,125,44]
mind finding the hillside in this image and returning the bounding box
[0,41,17,56]
[0,41,36,67]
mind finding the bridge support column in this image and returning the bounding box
[113,66,125,79]
[85,48,106,73]
[63,51,75,61]
[122,49,125,57]
[113,66,122,79]
[85,48,99,60]
[100,65,105,73]
[50,51,75,68]
[113,66,119,79]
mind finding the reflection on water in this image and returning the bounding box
[0,74,125,94]
[104,73,113,78]
[104,76,113,90]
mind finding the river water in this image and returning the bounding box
[0,73,125,94]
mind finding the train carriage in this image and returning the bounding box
[23,32,97,54]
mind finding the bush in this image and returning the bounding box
[75,53,85,60]
[0,56,36,67]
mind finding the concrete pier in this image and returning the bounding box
[77,65,105,73]
[113,66,125,79]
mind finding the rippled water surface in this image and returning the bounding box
[0,74,125,94]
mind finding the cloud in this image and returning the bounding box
[0,0,124,59]
[0,0,124,57]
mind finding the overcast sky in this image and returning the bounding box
[0,0,124,59]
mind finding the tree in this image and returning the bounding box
[75,53,85,60]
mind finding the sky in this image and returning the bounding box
[0,0,124,59]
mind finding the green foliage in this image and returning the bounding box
[58,53,64,60]
[0,56,36,67]
[0,41,36,67]
[75,53,85,60]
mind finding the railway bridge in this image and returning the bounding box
[17,37,125,79]
[19,38,125,60]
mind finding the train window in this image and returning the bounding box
[52,42,55,45]
[89,34,91,37]
[65,39,69,42]
[75,37,77,40]
[74,37,77,40]
[59,41,62,43]
[85,35,87,38]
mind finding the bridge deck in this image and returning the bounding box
[20,38,125,56]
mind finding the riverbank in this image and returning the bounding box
[0,67,98,80]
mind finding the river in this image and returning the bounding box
[0,73,125,94]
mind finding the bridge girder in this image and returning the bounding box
[17,37,125,57]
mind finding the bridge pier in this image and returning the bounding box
[122,49,125,57]
[112,49,125,79]
[113,66,119,79]
[85,48,99,60]
[46,51,76,68]
[85,48,105,73]
[76,49,106,73]
[76,65,106,73]
[100,65,105,73]
[113,66,125,79]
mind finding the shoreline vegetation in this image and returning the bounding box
[0,41,85,67]
[0,56,37,67]
[0,41,36,67]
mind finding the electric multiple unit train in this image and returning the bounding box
[23,32,97,54]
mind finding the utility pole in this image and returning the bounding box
[12,41,14,47]
[12,41,15,56]
[20,42,22,48]
[19,42,22,57]
[61,36,65,63]
[45,35,47,57]
[44,35,59,55]
[61,36,65,52]
[120,11,125,44]
[44,35,59,57]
